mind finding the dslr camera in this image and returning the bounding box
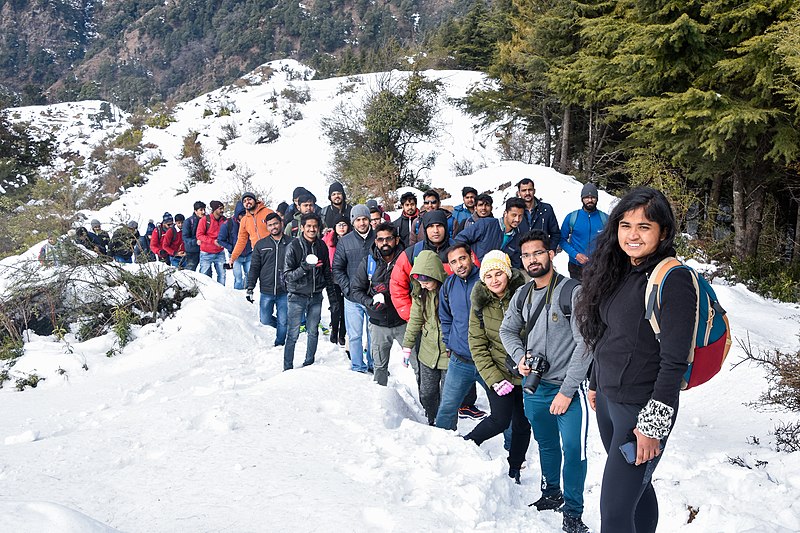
[520,353,550,395]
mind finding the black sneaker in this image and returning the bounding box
[508,468,521,484]
[530,491,564,511]
[562,514,591,533]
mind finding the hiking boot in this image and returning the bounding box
[562,514,591,533]
[319,323,330,335]
[458,405,487,420]
[299,325,307,333]
[330,331,338,344]
[508,467,521,485]
[338,336,346,346]
[530,491,564,511]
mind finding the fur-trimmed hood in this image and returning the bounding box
[471,267,528,313]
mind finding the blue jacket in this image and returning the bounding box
[183,214,201,254]
[454,217,523,269]
[439,265,480,360]
[451,204,473,226]
[219,201,252,257]
[559,208,608,265]
[518,198,561,251]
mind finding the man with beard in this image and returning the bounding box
[283,213,333,370]
[332,204,376,373]
[350,223,404,386]
[499,230,591,533]
[516,178,561,251]
[434,242,484,430]
[229,191,275,268]
[246,213,291,346]
[321,181,352,231]
[393,191,421,248]
[559,183,608,281]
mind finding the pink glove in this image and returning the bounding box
[492,380,514,396]
[402,347,411,367]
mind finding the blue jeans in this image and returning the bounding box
[524,381,589,518]
[260,292,288,346]
[435,354,486,430]
[344,298,372,372]
[284,292,323,370]
[199,251,226,285]
[233,254,251,290]
[170,255,186,268]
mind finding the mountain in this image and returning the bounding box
[0,0,470,108]
[1,60,800,532]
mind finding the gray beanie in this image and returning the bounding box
[580,183,598,198]
[127,220,138,229]
[90,219,101,227]
[350,204,370,223]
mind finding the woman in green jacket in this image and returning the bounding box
[463,250,532,482]
[402,250,448,425]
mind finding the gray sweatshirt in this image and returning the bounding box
[499,277,591,398]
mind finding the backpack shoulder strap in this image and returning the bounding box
[442,274,457,309]
[205,215,211,232]
[515,280,535,315]
[599,211,608,225]
[566,210,579,242]
[558,277,580,321]
[644,257,692,339]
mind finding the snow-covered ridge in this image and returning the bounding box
[1,61,800,531]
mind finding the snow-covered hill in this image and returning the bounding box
[2,61,800,532]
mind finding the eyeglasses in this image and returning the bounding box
[423,200,438,205]
[521,250,548,260]
[336,222,348,227]
[375,236,395,243]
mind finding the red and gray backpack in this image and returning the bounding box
[645,258,732,390]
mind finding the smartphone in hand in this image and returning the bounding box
[619,440,664,465]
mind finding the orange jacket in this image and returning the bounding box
[230,202,275,262]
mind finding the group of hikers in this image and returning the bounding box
[40,178,692,533]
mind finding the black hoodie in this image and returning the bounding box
[590,252,696,408]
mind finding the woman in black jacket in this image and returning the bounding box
[575,187,696,533]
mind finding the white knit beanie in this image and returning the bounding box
[479,250,512,282]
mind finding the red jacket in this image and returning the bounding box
[389,240,455,321]
[161,227,185,256]
[196,214,227,254]
[150,224,167,255]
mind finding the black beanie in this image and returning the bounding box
[422,209,447,229]
[328,181,345,200]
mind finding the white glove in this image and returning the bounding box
[372,293,385,305]
[305,254,318,265]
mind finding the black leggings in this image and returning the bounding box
[465,385,530,469]
[595,390,678,533]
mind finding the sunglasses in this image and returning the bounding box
[414,274,433,282]
[423,200,438,205]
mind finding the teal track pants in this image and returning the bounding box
[523,381,589,518]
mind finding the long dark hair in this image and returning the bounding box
[575,187,677,350]
[420,280,441,322]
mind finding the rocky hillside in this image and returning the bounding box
[0,0,469,109]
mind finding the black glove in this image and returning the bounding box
[158,250,169,261]
[245,289,254,304]
[371,302,386,312]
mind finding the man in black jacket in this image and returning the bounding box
[283,212,333,371]
[332,204,376,373]
[182,201,206,271]
[350,223,404,386]
[246,213,291,346]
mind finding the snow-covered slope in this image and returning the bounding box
[2,61,800,532]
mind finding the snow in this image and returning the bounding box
[2,60,800,532]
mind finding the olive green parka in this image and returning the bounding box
[401,250,448,370]
[468,268,528,387]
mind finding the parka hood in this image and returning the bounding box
[471,268,528,313]
[410,250,447,283]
